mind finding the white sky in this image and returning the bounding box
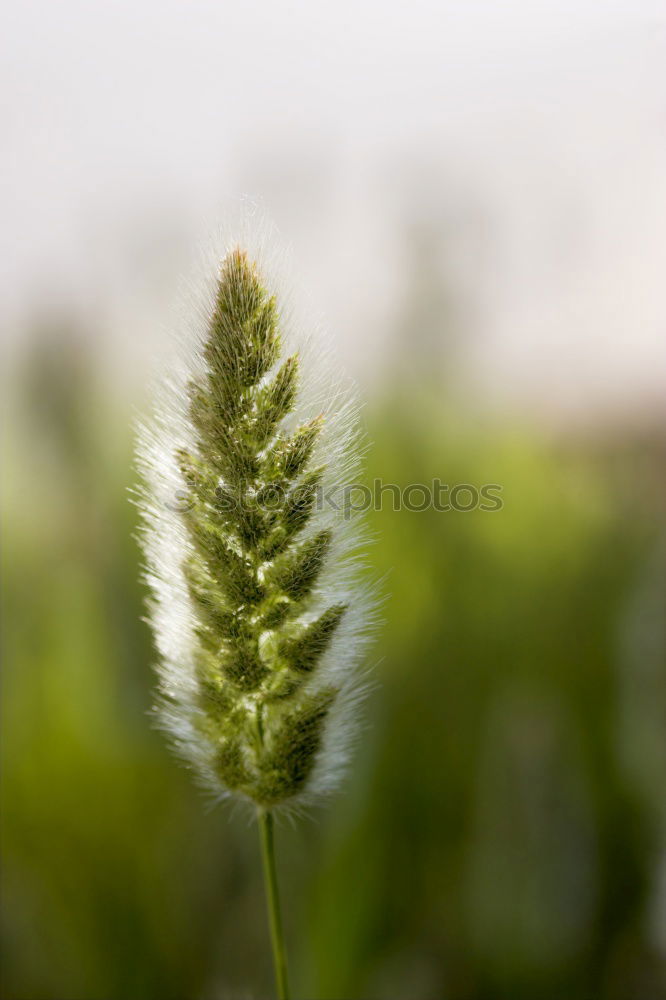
[2,0,666,422]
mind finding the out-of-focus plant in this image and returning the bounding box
[3,252,664,1000]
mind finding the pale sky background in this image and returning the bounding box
[2,0,666,423]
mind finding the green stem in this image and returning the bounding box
[258,808,290,1000]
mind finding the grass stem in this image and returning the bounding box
[258,809,290,999]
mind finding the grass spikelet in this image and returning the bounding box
[135,224,377,998]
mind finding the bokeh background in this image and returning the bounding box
[2,3,666,998]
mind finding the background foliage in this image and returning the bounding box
[2,317,665,999]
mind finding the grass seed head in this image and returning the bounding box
[137,235,376,812]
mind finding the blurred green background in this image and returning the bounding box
[3,5,666,996]
[2,307,664,999]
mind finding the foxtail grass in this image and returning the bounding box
[136,232,376,997]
